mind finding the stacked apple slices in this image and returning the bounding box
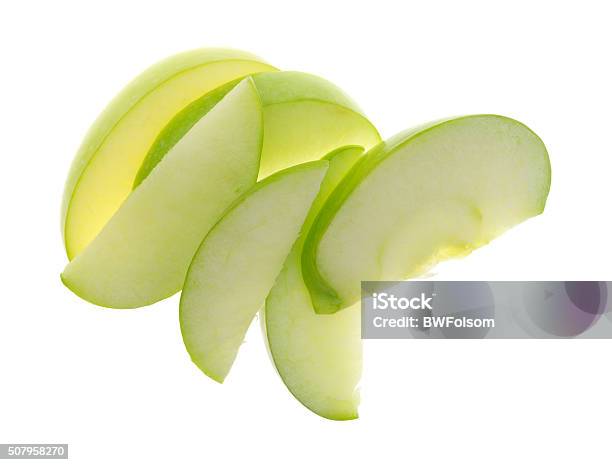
[61,48,551,420]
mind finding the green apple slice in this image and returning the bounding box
[133,71,381,185]
[303,115,552,314]
[62,48,276,259]
[252,72,379,177]
[61,78,263,308]
[180,161,329,382]
[262,146,363,420]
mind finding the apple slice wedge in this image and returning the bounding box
[251,72,379,178]
[303,115,552,314]
[262,146,364,420]
[62,48,275,259]
[133,71,381,186]
[180,161,329,383]
[62,78,263,308]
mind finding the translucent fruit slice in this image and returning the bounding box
[262,146,364,420]
[180,161,328,382]
[302,115,551,314]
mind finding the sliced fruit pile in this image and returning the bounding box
[61,48,551,420]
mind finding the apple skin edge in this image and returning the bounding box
[301,115,552,315]
[132,77,243,188]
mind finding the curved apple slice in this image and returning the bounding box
[180,161,328,382]
[303,115,552,314]
[252,72,379,177]
[62,78,263,308]
[133,71,381,185]
[62,48,275,259]
[262,146,363,420]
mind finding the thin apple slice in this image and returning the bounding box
[262,146,363,420]
[303,115,551,314]
[180,161,329,382]
[61,78,263,308]
[133,71,381,185]
[62,48,275,259]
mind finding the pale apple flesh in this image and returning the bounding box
[62,49,276,259]
[62,79,263,308]
[132,78,241,188]
[302,115,551,314]
[134,71,381,185]
[262,146,364,420]
[180,161,328,382]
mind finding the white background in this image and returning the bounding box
[1,0,611,463]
